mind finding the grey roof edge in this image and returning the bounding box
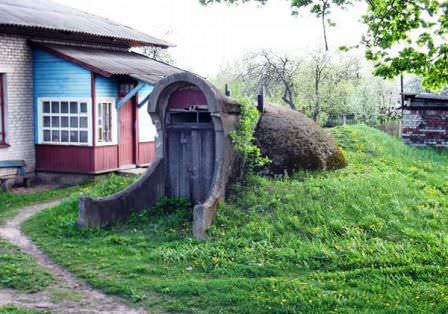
[404,93,448,101]
[0,0,174,48]
[0,22,174,48]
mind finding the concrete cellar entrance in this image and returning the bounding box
[79,72,241,240]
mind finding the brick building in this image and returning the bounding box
[0,0,185,186]
[402,94,448,147]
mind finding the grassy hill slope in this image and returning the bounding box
[23,125,448,313]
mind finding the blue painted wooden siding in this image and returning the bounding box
[95,78,152,101]
[95,75,118,98]
[33,49,91,97]
[33,49,92,143]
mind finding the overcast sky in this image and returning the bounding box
[55,0,367,78]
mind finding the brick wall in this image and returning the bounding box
[402,108,448,147]
[0,34,34,178]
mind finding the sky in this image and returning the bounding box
[55,0,367,78]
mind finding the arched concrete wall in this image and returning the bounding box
[78,73,241,240]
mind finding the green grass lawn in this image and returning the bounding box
[23,125,448,313]
[0,307,50,314]
[0,184,84,224]
[0,240,53,292]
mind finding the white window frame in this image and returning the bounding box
[96,97,118,146]
[37,97,92,146]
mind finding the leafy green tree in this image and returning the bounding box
[296,51,360,125]
[349,77,398,125]
[213,50,368,126]
[200,0,448,90]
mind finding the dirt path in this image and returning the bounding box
[0,200,147,314]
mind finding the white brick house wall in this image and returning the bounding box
[0,34,34,178]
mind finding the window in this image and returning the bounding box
[39,98,91,146]
[96,98,117,145]
[0,74,6,145]
[97,102,112,143]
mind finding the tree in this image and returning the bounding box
[135,31,175,64]
[349,77,398,125]
[138,46,174,64]
[296,51,361,125]
[199,0,448,90]
[241,50,301,110]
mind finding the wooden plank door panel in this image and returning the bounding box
[166,124,214,204]
[167,128,180,197]
[200,129,215,202]
[179,130,192,199]
[191,129,202,202]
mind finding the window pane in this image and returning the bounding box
[61,117,69,128]
[51,130,60,142]
[80,102,87,113]
[43,102,51,113]
[80,131,88,143]
[98,127,103,142]
[51,116,60,128]
[51,102,59,113]
[70,117,78,128]
[43,130,51,142]
[70,102,78,114]
[61,102,69,113]
[97,102,113,143]
[61,130,69,143]
[61,131,68,143]
[80,117,88,128]
[43,116,51,127]
[70,131,78,143]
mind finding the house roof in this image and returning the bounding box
[403,93,448,109]
[0,0,172,48]
[34,42,183,84]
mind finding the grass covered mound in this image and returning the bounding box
[23,125,448,313]
[255,104,347,173]
[0,240,54,292]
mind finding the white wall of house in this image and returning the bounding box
[0,34,35,178]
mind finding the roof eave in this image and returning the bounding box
[1,23,174,49]
[29,41,113,77]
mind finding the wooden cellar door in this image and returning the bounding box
[166,111,215,204]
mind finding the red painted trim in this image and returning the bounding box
[29,42,112,78]
[137,142,155,165]
[134,90,140,164]
[0,74,5,145]
[116,83,121,166]
[36,145,95,173]
[91,72,96,147]
[94,145,119,172]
